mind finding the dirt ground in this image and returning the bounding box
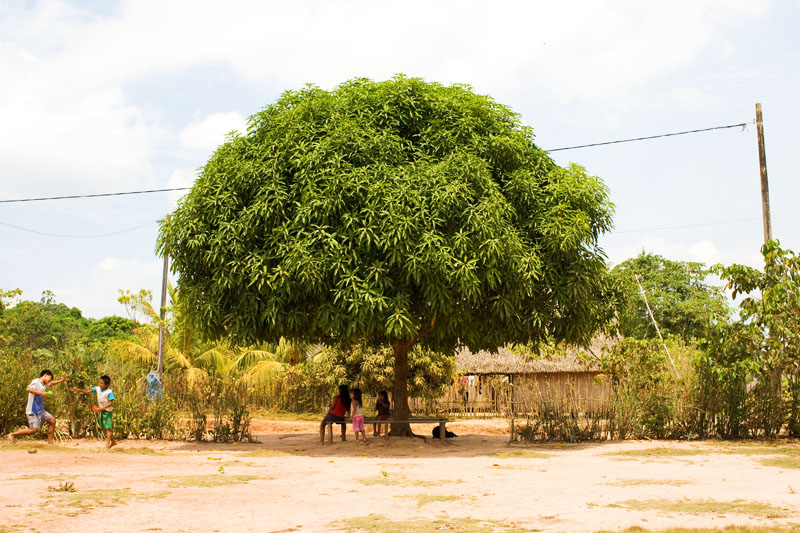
[2,418,800,532]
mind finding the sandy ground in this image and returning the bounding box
[1,418,799,532]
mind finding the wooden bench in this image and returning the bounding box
[323,417,448,443]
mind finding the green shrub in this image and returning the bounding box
[0,355,35,435]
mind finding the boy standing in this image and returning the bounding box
[71,375,117,449]
[8,369,67,444]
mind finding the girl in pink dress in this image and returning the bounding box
[350,388,366,442]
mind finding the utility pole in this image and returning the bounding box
[156,252,169,379]
[756,103,772,244]
[156,215,171,379]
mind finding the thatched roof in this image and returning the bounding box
[455,335,617,375]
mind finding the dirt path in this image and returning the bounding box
[1,419,799,532]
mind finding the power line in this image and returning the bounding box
[0,120,752,204]
[545,122,749,152]
[0,219,157,239]
[5,212,799,240]
[610,212,800,235]
[0,187,191,204]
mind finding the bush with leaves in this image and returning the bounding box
[712,240,800,436]
[602,337,700,439]
[315,344,456,403]
[0,354,36,435]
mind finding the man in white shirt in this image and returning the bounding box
[8,369,67,444]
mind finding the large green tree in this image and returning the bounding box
[610,252,729,340]
[158,76,614,432]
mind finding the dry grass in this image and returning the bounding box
[108,447,167,456]
[608,498,790,517]
[334,515,540,532]
[490,464,530,470]
[608,448,710,458]
[220,460,264,468]
[239,448,291,457]
[605,479,693,487]
[357,473,463,487]
[609,443,800,461]
[760,456,800,469]
[0,442,79,453]
[46,488,170,515]
[494,450,552,459]
[160,474,259,488]
[721,445,800,456]
[400,494,466,509]
[604,526,800,533]
[12,473,99,481]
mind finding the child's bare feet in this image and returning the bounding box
[7,435,16,444]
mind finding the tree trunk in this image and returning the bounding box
[390,340,415,437]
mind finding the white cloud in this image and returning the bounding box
[0,0,777,321]
[54,256,165,318]
[606,235,764,268]
[0,0,768,198]
[179,112,247,152]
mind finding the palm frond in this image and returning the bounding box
[193,346,235,377]
[109,340,156,366]
[164,346,193,371]
[232,349,278,372]
[244,360,284,388]
[185,367,209,389]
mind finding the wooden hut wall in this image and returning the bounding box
[511,372,610,412]
[411,375,512,417]
[411,372,610,417]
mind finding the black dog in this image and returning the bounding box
[432,426,457,439]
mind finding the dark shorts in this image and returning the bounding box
[322,413,345,424]
[374,414,390,421]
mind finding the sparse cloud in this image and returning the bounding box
[0,0,769,195]
[179,112,247,152]
[54,256,165,318]
[606,235,764,269]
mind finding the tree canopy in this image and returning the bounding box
[610,252,729,340]
[159,77,613,348]
[158,76,615,424]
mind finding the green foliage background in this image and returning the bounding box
[610,252,729,340]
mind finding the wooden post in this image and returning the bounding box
[156,252,169,378]
[756,103,772,244]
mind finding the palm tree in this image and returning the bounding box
[110,286,323,389]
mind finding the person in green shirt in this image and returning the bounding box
[72,375,117,449]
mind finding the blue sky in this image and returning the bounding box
[1,0,798,318]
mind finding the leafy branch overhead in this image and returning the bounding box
[158,76,614,353]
